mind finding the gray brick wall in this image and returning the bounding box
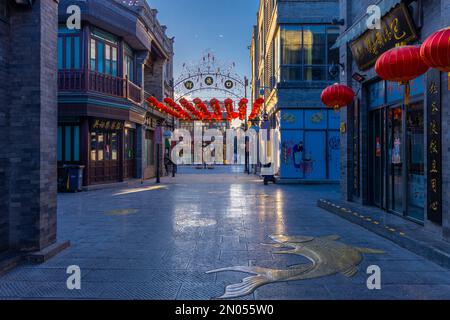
[2,0,59,252]
[0,15,10,251]
[144,58,165,101]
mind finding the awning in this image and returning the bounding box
[331,0,402,49]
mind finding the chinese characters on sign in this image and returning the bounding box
[426,69,442,225]
[91,119,123,131]
[350,3,418,70]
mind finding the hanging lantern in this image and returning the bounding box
[320,83,355,111]
[375,45,429,106]
[420,27,450,90]
[238,98,248,121]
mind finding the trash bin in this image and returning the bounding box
[63,165,85,192]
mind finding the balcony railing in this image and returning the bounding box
[58,70,143,105]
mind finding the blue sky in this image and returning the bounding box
[147,0,259,81]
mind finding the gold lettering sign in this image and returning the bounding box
[92,120,123,131]
[350,3,418,70]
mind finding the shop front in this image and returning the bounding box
[335,0,448,239]
[367,76,425,222]
[57,117,139,187]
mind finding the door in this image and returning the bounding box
[328,130,340,180]
[387,107,403,214]
[304,131,326,179]
[370,109,385,208]
[406,102,425,221]
[89,130,120,184]
[124,128,136,179]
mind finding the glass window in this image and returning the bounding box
[105,44,111,75]
[304,66,326,81]
[281,26,302,65]
[124,55,134,81]
[97,133,104,161]
[73,37,80,69]
[406,103,425,221]
[303,26,326,65]
[280,25,338,82]
[368,81,385,109]
[327,27,340,66]
[112,47,118,76]
[65,38,72,69]
[90,132,97,161]
[90,39,96,71]
[97,42,104,74]
[112,133,118,161]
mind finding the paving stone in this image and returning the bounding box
[1,170,450,299]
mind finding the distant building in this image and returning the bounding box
[57,0,175,187]
[336,0,450,240]
[250,0,341,182]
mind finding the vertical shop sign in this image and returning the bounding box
[426,69,442,225]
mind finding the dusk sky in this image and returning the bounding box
[148,0,260,82]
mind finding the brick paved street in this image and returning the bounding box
[1,167,450,300]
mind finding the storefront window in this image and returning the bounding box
[407,103,425,221]
[111,133,118,161]
[90,132,97,161]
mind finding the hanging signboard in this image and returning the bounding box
[350,3,418,71]
[426,69,442,225]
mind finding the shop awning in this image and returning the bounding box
[331,0,402,49]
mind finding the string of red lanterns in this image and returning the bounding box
[148,96,269,123]
[249,98,265,120]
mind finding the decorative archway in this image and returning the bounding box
[174,50,248,102]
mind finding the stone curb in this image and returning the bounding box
[318,199,450,269]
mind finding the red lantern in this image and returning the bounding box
[420,27,450,90]
[375,45,429,105]
[320,83,355,111]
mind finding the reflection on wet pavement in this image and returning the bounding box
[1,169,450,300]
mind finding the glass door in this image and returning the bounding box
[387,107,404,214]
[370,109,385,208]
[406,102,425,221]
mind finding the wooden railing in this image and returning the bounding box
[58,70,143,104]
[126,79,143,105]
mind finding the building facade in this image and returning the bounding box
[336,0,449,240]
[0,0,62,257]
[251,0,342,182]
[57,0,175,187]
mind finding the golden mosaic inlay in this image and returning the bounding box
[207,235,384,299]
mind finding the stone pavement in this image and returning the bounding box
[1,166,450,300]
